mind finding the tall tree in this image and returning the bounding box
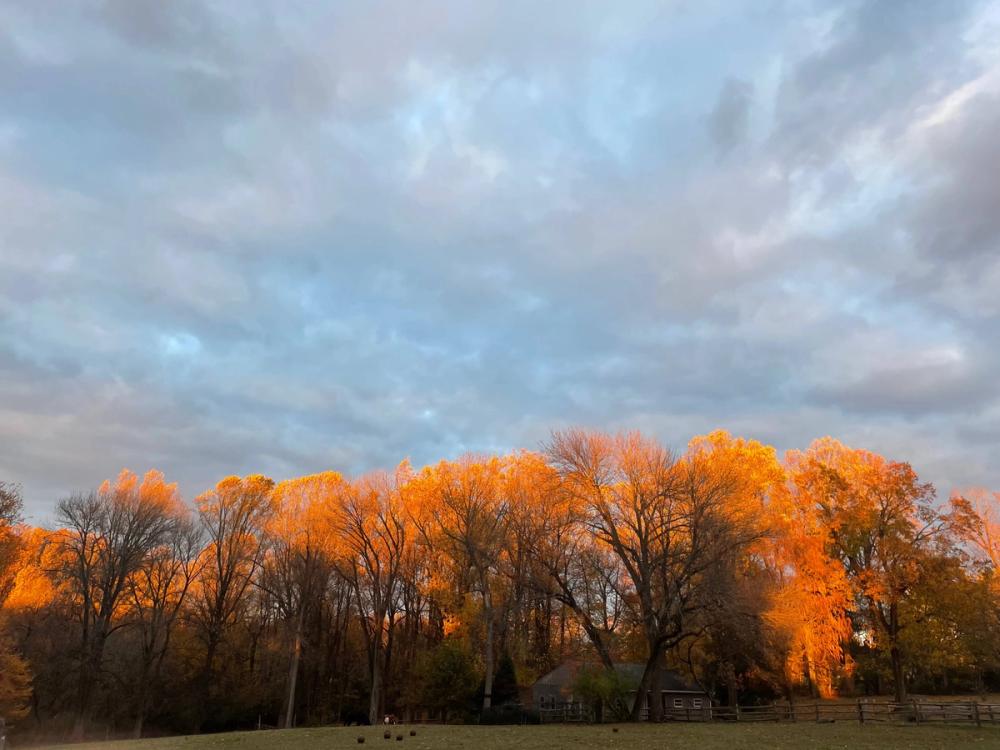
[330,468,410,725]
[514,454,625,671]
[787,438,958,702]
[0,481,23,603]
[955,488,1000,571]
[0,481,32,722]
[412,456,511,713]
[126,513,203,737]
[190,474,274,727]
[54,470,179,739]
[547,429,763,721]
[265,472,340,728]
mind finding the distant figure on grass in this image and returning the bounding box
[383,714,399,725]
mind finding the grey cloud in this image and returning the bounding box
[2,0,1000,519]
[708,78,753,153]
[773,0,981,167]
[910,92,1000,263]
[812,357,999,417]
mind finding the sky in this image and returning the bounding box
[2,0,1000,521]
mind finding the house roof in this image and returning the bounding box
[532,661,705,694]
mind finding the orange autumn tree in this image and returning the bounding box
[124,487,202,738]
[947,488,1000,676]
[513,449,631,718]
[505,450,618,666]
[410,455,512,713]
[787,438,955,702]
[688,431,851,699]
[3,527,60,616]
[770,462,853,698]
[0,481,23,604]
[522,492,628,667]
[679,431,798,702]
[0,481,32,721]
[547,429,765,721]
[190,474,275,727]
[953,488,1000,573]
[7,430,1000,733]
[54,469,182,739]
[329,466,411,725]
[265,472,342,729]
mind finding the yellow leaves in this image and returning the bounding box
[0,632,32,720]
[195,474,276,564]
[676,434,855,696]
[198,474,275,511]
[3,528,60,612]
[99,468,185,517]
[686,429,788,545]
[271,471,344,555]
[951,487,1000,570]
[14,430,982,706]
[326,469,411,588]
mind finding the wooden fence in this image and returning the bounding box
[541,700,1000,727]
[649,700,1000,727]
[539,704,594,723]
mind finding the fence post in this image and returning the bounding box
[857,700,864,725]
[911,700,919,725]
[973,702,981,728]
[735,705,740,722]
[790,703,796,723]
[815,703,820,722]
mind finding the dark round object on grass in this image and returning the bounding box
[396,734,403,741]
[612,727,619,733]
[383,731,391,739]
[357,738,365,744]
[409,730,416,736]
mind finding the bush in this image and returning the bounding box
[490,652,520,706]
[405,640,479,721]
[572,666,634,721]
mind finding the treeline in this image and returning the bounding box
[1,430,999,739]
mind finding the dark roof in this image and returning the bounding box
[533,661,704,694]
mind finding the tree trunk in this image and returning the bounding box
[890,644,906,703]
[71,669,90,739]
[73,634,104,740]
[727,679,738,708]
[198,631,220,730]
[133,662,152,738]
[630,644,665,722]
[368,648,382,725]
[283,606,305,729]
[132,704,146,739]
[482,608,495,711]
[381,614,396,719]
[889,605,906,703]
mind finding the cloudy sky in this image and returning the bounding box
[2,0,999,520]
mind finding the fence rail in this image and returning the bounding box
[539,705,594,723]
[545,700,1000,727]
[655,700,1000,727]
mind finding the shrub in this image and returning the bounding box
[572,666,634,721]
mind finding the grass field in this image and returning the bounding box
[28,722,1000,750]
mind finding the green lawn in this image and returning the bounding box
[27,723,1000,750]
